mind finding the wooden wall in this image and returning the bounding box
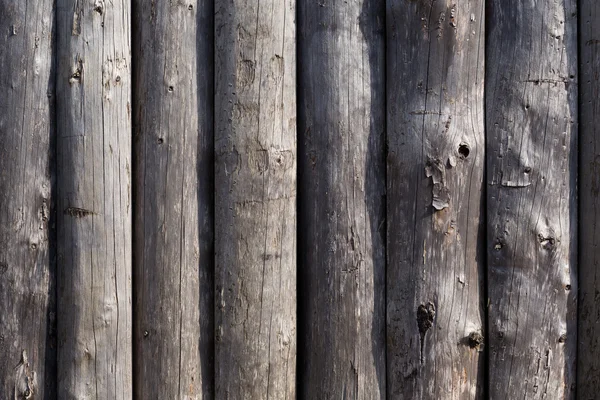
[0,0,596,399]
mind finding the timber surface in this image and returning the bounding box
[0,1,56,399]
[132,1,214,398]
[298,0,387,398]
[0,1,597,399]
[486,1,578,398]
[214,0,297,398]
[386,0,486,398]
[579,0,600,397]
[56,0,133,398]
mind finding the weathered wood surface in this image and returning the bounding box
[214,0,296,397]
[133,1,214,398]
[297,0,386,397]
[579,1,600,397]
[56,0,132,398]
[386,0,486,398]
[0,1,56,399]
[486,1,578,398]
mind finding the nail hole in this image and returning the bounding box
[168,86,174,92]
[524,167,532,174]
[458,144,470,159]
[188,4,193,10]
[525,104,530,110]
[157,138,164,144]
[565,284,571,291]
[115,76,121,82]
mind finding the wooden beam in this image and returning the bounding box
[486,1,578,397]
[578,0,600,396]
[297,1,386,397]
[0,2,57,399]
[214,0,297,397]
[386,1,486,397]
[55,1,133,398]
[132,1,214,398]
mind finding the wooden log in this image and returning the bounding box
[214,0,296,397]
[486,1,578,398]
[55,0,132,398]
[0,2,56,399]
[297,1,386,397]
[386,1,486,398]
[578,1,600,396]
[132,1,214,398]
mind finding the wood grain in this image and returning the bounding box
[132,0,214,398]
[214,0,297,397]
[0,1,57,398]
[298,0,386,397]
[578,1,600,397]
[486,1,578,398]
[386,0,486,398]
[56,0,133,397]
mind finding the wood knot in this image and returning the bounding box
[417,302,436,336]
[458,143,470,159]
[417,302,436,363]
[558,333,567,343]
[467,331,484,349]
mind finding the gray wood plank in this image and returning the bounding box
[55,0,133,398]
[0,1,57,399]
[386,1,486,398]
[486,1,578,398]
[578,1,600,397]
[297,1,386,397]
[214,0,296,397]
[132,1,214,398]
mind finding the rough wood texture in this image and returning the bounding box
[579,1,600,397]
[486,1,578,398]
[0,1,56,399]
[55,0,132,398]
[297,1,386,397]
[214,0,296,397]
[133,1,214,398]
[386,1,486,398]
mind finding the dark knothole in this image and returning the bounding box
[458,143,470,159]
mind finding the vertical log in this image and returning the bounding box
[297,0,386,397]
[578,1,600,396]
[56,0,132,398]
[386,0,485,398]
[0,2,56,399]
[486,1,577,398]
[133,1,214,398]
[214,0,296,397]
